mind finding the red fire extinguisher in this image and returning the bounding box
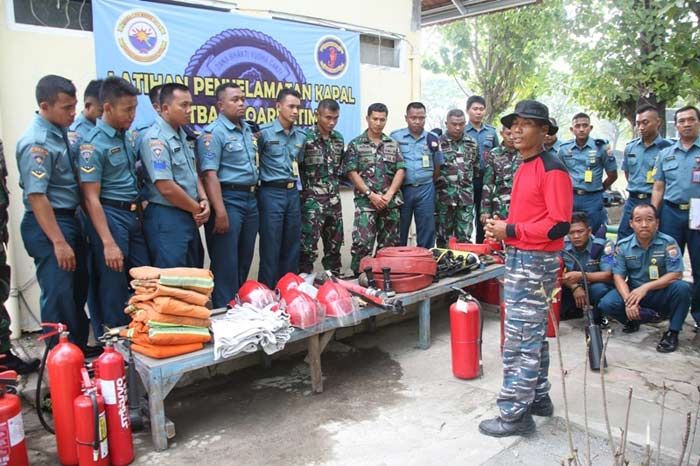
[449,290,482,380]
[94,341,133,465]
[0,370,28,466]
[74,368,109,466]
[546,257,565,338]
[41,323,84,466]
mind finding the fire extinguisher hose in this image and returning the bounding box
[36,341,55,434]
[90,391,100,460]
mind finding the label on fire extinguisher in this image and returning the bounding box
[7,413,24,447]
[98,411,109,459]
[0,421,10,466]
[99,379,117,405]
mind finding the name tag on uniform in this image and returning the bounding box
[422,155,430,168]
[646,169,655,184]
[649,264,659,280]
[292,160,299,177]
[110,147,121,155]
[584,169,593,183]
[693,169,700,183]
[174,146,181,153]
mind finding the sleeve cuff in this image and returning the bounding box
[506,223,516,238]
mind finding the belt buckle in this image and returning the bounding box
[249,185,256,192]
[575,189,584,195]
[638,193,648,199]
[680,203,690,210]
[286,182,295,189]
[129,203,137,212]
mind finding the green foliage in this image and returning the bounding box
[423,1,565,123]
[566,0,700,126]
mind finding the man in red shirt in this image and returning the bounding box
[479,100,573,437]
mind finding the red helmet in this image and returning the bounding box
[316,281,355,318]
[275,273,304,300]
[282,288,322,329]
[234,280,276,308]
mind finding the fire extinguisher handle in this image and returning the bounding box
[80,367,93,390]
[38,322,68,340]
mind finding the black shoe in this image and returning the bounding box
[82,345,104,358]
[530,395,554,417]
[656,331,679,353]
[1,351,40,375]
[600,316,610,329]
[693,322,699,333]
[478,413,535,437]
[622,321,640,334]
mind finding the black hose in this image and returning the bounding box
[35,340,55,434]
[90,391,100,455]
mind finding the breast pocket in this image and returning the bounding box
[662,158,679,173]
[56,150,71,174]
[107,149,127,168]
[626,257,642,271]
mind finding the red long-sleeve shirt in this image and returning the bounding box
[505,151,573,251]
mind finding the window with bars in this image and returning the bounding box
[359,34,400,68]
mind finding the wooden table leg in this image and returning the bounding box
[417,298,431,349]
[307,334,323,393]
[148,371,169,451]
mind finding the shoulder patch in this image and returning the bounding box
[666,244,679,259]
[201,133,213,147]
[149,139,165,158]
[31,169,46,179]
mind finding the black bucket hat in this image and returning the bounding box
[501,100,558,135]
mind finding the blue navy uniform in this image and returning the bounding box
[561,236,615,320]
[390,128,442,248]
[544,139,561,159]
[597,231,690,331]
[618,136,671,238]
[257,119,305,288]
[654,136,700,324]
[17,114,89,347]
[197,115,259,308]
[67,112,96,160]
[465,123,498,243]
[140,116,203,268]
[558,137,617,232]
[79,118,149,332]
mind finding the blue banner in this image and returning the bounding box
[92,0,361,136]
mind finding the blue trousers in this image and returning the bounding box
[400,183,436,248]
[85,206,150,333]
[561,282,615,321]
[143,203,203,268]
[473,174,485,242]
[660,203,700,323]
[257,186,300,289]
[205,190,259,308]
[618,196,650,239]
[21,211,90,347]
[574,192,607,233]
[597,280,691,332]
[78,208,102,340]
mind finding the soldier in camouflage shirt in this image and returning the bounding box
[481,126,521,223]
[299,100,345,274]
[435,109,479,247]
[0,139,39,373]
[344,103,405,274]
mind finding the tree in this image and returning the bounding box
[566,0,700,133]
[422,1,565,123]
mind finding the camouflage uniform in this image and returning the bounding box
[299,127,345,274]
[0,141,11,353]
[481,144,521,220]
[435,133,479,247]
[497,249,560,421]
[344,131,404,273]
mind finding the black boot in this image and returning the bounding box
[656,330,679,353]
[478,413,535,437]
[530,395,554,417]
[622,320,640,334]
[1,350,40,375]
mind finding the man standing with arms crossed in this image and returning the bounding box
[479,100,572,437]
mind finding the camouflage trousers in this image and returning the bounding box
[300,196,344,274]
[435,203,473,248]
[497,248,559,421]
[350,207,401,273]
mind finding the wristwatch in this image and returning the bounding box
[364,189,372,197]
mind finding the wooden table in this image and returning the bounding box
[117,264,504,451]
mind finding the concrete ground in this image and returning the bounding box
[16,297,700,466]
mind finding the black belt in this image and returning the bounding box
[665,200,689,211]
[221,183,256,193]
[53,208,77,217]
[101,198,139,212]
[260,180,297,190]
[574,189,603,195]
[628,191,651,200]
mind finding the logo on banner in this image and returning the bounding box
[315,36,348,79]
[114,9,169,64]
